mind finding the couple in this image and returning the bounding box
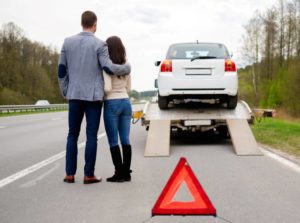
[58,11,132,184]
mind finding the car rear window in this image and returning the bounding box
[166,43,230,59]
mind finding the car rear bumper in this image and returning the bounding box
[158,72,238,97]
[159,89,238,97]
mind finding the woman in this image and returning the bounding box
[104,36,132,183]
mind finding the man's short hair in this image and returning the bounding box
[81,11,97,28]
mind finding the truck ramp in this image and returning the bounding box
[227,119,262,155]
[144,120,170,156]
[142,101,262,157]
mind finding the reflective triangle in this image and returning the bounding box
[152,157,216,215]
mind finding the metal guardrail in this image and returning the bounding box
[0,104,68,114]
[0,101,145,114]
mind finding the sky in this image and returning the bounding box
[0,0,277,91]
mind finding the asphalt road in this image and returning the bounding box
[0,109,300,223]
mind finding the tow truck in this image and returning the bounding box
[134,100,262,157]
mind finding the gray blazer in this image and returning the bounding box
[58,31,131,101]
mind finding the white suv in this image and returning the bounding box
[155,42,238,109]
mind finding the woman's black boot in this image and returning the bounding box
[107,145,124,182]
[122,144,132,182]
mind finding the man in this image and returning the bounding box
[58,11,130,184]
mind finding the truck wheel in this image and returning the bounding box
[158,95,169,109]
[227,94,238,109]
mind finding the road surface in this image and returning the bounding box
[0,109,300,223]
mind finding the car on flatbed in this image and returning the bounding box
[155,42,238,109]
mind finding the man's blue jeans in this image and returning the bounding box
[66,100,102,176]
[103,99,132,148]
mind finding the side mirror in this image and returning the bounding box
[154,79,158,88]
[155,61,161,66]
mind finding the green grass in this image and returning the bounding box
[251,118,300,158]
[0,109,67,117]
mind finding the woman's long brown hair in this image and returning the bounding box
[106,36,126,65]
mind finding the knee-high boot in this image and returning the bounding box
[122,144,132,181]
[107,145,124,182]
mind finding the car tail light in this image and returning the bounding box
[160,60,172,72]
[225,59,236,72]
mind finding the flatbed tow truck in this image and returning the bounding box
[135,100,262,157]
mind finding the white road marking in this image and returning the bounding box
[19,163,60,188]
[262,148,300,173]
[0,126,7,129]
[0,132,106,188]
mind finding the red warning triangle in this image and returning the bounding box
[152,157,216,216]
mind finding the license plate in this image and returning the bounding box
[184,120,211,126]
[185,69,211,75]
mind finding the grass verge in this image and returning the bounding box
[251,118,300,158]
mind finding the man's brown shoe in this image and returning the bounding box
[63,175,75,183]
[83,176,102,184]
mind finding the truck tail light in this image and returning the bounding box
[225,59,236,72]
[160,60,172,72]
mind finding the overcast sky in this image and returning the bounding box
[0,0,277,91]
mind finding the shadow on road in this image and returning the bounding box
[171,130,231,146]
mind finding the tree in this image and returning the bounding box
[261,7,278,80]
[240,1,300,116]
[0,22,64,105]
[285,1,297,62]
[241,11,262,104]
[294,0,300,56]
[278,0,285,66]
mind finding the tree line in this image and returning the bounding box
[240,0,300,116]
[0,22,157,105]
[0,22,63,105]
